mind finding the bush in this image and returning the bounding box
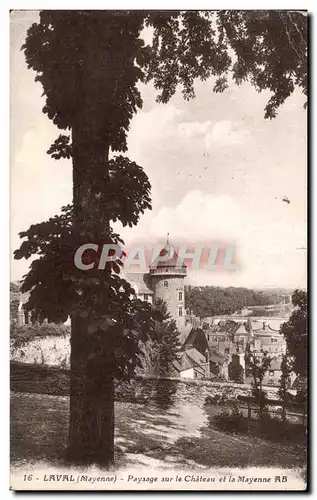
[212,405,249,434]
[204,387,237,407]
[295,389,307,404]
[228,360,244,383]
[258,416,306,442]
[204,394,221,405]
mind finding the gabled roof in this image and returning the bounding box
[183,327,205,345]
[179,323,193,345]
[235,324,248,334]
[121,272,153,294]
[171,359,182,372]
[180,348,206,371]
[186,348,206,365]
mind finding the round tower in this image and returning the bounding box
[149,238,187,330]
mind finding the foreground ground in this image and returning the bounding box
[11,392,307,470]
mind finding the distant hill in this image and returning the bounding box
[185,285,289,319]
[254,287,296,296]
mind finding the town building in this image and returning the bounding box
[180,317,288,384]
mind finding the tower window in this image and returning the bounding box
[179,307,183,317]
[164,281,168,287]
[144,294,148,301]
[179,292,183,301]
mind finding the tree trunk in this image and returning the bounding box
[67,112,115,466]
[259,379,263,419]
[67,316,114,465]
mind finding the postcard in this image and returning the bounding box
[10,9,308,491]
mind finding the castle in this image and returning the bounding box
[122,238,187,330]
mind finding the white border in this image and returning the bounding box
[2,2,314,498]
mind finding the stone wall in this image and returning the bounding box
[11,335,70,367]
[11,361,280,404]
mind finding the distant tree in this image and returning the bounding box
[139,299,180,376]
[280,290,307,377]
[10,282,21,326]
[245,345,271,419]
[10,298,20,326]
[10,282,20,294]
[228,357,244,383]
[185,285,276,318]
[11,322,71,348]
[15,10,307,466]
[278,352,293,421]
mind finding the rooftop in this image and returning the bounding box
[150,239,187,272]
[121,272,153,295]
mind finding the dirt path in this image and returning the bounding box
[11,392,306,471]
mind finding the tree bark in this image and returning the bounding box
[67,111,115,466]
[67,316,114,465]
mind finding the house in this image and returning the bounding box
[181,327,208,356]
[179,348,209,379]
[208,349,228,378]
[121,272,154,304]
[263,357,282,385]
[178,327,209,379]
[251,322,287,356]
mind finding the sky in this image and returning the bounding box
[10,10,307,290]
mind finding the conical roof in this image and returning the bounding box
[150,238,186,269]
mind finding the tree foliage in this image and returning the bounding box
[10,297,20,326]
[216,11,307,118]
[228,357,244,383]
[185,285,277,318]
[139,299,180,377]
[11,322,71,349]
[278,352,293,421]
[245,344,272,419]
[10,282,21,326]
[280,289,308,377]
[10,282,20,294]
[144,11,307,119]
[23,11,146,151]
[22,11,307,162]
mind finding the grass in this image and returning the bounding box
[11,392,307,470]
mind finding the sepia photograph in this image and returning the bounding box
[10,9,308,491]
